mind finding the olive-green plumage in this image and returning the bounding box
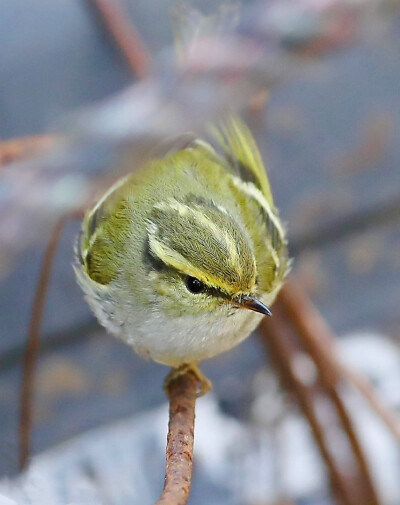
[75,116,289,375]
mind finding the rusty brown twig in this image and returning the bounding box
[18,217,66,471]
[279,281,400,445]
[278,284,381,505]
[156,370,198,505]
[260,313,357,505]
[0,133,70,471]
[85,0,152,79]
[0,135,56,167]
[260,279,388,505]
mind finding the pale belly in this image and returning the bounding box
[75,265,277,368]
[121,304,263,367]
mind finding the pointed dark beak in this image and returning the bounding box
[239,296,272,316]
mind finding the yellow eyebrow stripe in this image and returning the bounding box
[148,233,249,295]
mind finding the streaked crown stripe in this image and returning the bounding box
[154,200,243,272]
[147,229,248,295]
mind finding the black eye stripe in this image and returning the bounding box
[185,276,204,294]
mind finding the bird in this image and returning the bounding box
[74,116,289,395]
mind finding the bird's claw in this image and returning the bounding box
[164,363,212,397]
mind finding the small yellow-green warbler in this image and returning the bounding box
[75,116,289,392]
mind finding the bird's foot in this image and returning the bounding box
[164,363,212,397]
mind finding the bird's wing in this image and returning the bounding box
[76,174,132,285]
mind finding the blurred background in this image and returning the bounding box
[1,0,400,504]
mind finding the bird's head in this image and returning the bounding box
[144,198,271,318]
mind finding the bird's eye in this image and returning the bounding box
[185,276,204,294]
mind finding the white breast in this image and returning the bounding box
[75,263,279,368]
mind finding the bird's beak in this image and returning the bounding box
[238,296,272,316]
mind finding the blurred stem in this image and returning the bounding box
[0,135,56,167]
[262,280,385,505]
[18,217,66,471]
[85,0,152,79]
[280,281,400,445]
[260,313,356,505]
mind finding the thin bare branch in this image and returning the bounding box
[19,217,66,471]
[0,135,56,167]
[155,370,198,505]
[260,313,357,505]
[273,281,385,505]
[85,0,152,79]
[327,385,382,505]
[279,281,400,445]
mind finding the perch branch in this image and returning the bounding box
[85,0,152,79]
[155,370,198,505]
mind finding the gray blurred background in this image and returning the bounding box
[0,0,400,483]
